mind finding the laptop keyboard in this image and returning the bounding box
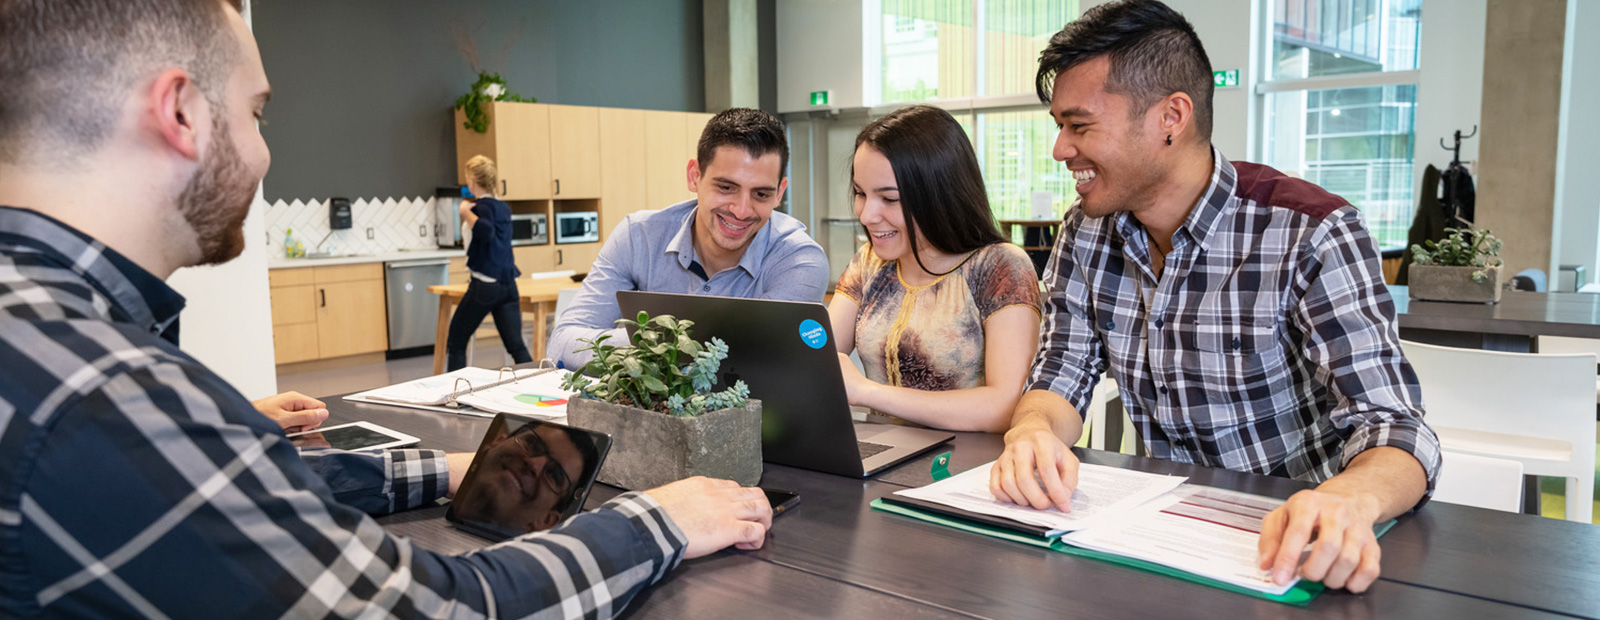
[858,441,894,459]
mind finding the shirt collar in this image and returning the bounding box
[665,199,773,278]
[1110,146,1236,255]
[1179,147,1237,254]
[0,206,186,344]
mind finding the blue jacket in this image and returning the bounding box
[465,197,521,282]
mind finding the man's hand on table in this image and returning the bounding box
[645,476,773,559]
[990,420,1079,513]
[1257,488,1383,593]
[252,391,329,433]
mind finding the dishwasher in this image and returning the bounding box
[385,258,451,358]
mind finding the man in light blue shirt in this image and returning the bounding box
[551,108,829,368]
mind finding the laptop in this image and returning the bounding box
[617,290,953,477]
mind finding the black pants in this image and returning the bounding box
[445,279,532,371]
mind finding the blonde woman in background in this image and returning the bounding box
[447,155,532,370]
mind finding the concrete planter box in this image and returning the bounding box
[1408,264,1502,304]
[566,397,763,490]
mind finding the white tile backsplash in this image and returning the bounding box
[263,196,439,258]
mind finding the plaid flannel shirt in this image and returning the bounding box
[1029,151,1440,497]
[0,207,687,618]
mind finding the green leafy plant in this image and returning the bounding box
[1411,227,1504,282]
[561,312,750,417]
[453,72,534,133]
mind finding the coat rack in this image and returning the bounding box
[1440,126,1477,168]
[1439,126,1477,226]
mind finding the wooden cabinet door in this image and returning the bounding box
[315,279,389,358]
[599,107,647,241]
[554,243,602,272]
[548,105,602,199]
[455,106,496,186]
[644,110,690,211]
[685,112,713,158]
[273,323,320,365]
[270,284,316,326]
[492,102,551,200]
[513,244,557,276]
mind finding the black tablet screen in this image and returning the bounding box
[447,414,612,540]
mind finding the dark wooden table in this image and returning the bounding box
[329,396,1600,619]
[1391,284,1600,351]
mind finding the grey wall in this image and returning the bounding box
[255,0,705,202]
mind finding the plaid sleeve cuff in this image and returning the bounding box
[1339,419,1443,510]
[386,449,450,513]
[599,491,689,580]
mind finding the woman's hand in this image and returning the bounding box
[837,352,877,407]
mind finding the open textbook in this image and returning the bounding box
[345,366,576,419]
[886,461,1297,596]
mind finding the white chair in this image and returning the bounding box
[1401,340,1596,523]
[1432,451,1524,513]
[1079,374,1137,454]
[1535,335,1600,404]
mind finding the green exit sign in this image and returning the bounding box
[1213,69,1240,88]
[810,90,831,106]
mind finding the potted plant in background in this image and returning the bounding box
[453,72,533,133]
[1408,227,1504,303]
[561,312,761,490]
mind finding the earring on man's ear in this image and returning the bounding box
[1165,134,1172,146]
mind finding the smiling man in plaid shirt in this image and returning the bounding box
[0,1,773,618]
[988,0,1440,594]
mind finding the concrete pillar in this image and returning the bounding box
[704,0,760,113]
[1475,0,1566,277]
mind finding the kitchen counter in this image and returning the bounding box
[267,248,464,270]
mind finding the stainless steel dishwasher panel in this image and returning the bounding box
[385,258,451,352]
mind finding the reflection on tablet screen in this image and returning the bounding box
[448,415,610,540]
[290,425,395,450]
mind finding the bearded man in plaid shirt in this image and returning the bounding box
[988,0,1441,595]
[0,1,772,617]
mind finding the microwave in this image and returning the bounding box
[555,211,600,244]
[510,213,547,246]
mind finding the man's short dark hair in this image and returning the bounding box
[1035,0,1214,140]
[0,0,243,164]
[697,108,788,177]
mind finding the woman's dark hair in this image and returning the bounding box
[852,105,1005,276]
[1035,0,1214,141]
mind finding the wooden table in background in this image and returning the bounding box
[427,278,582,373]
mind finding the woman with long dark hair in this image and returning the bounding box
[445,155,533,371]
[829,105,1042,431]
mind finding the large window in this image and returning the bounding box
[1260,0,1422,248]
[870,1,1079,230]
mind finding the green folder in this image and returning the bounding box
[871,497,1396,606]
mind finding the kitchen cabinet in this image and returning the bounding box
[554,243,602,271]
[548,105,602,199]
[644,110,690,211]
[598,107,647,241]
[269,264,388,364]
[454,102,551,200]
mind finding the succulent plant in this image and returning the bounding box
[1411,228,1503,283]
[561,312,750,417]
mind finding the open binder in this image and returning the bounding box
[344,363,575,418]
[872,461,1396,606]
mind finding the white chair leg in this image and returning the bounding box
[1566,476,1594,523]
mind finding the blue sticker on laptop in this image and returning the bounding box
[798,319,828,349]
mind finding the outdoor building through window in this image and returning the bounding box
[1260,0,1423,249]
[871,0,1079,228]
